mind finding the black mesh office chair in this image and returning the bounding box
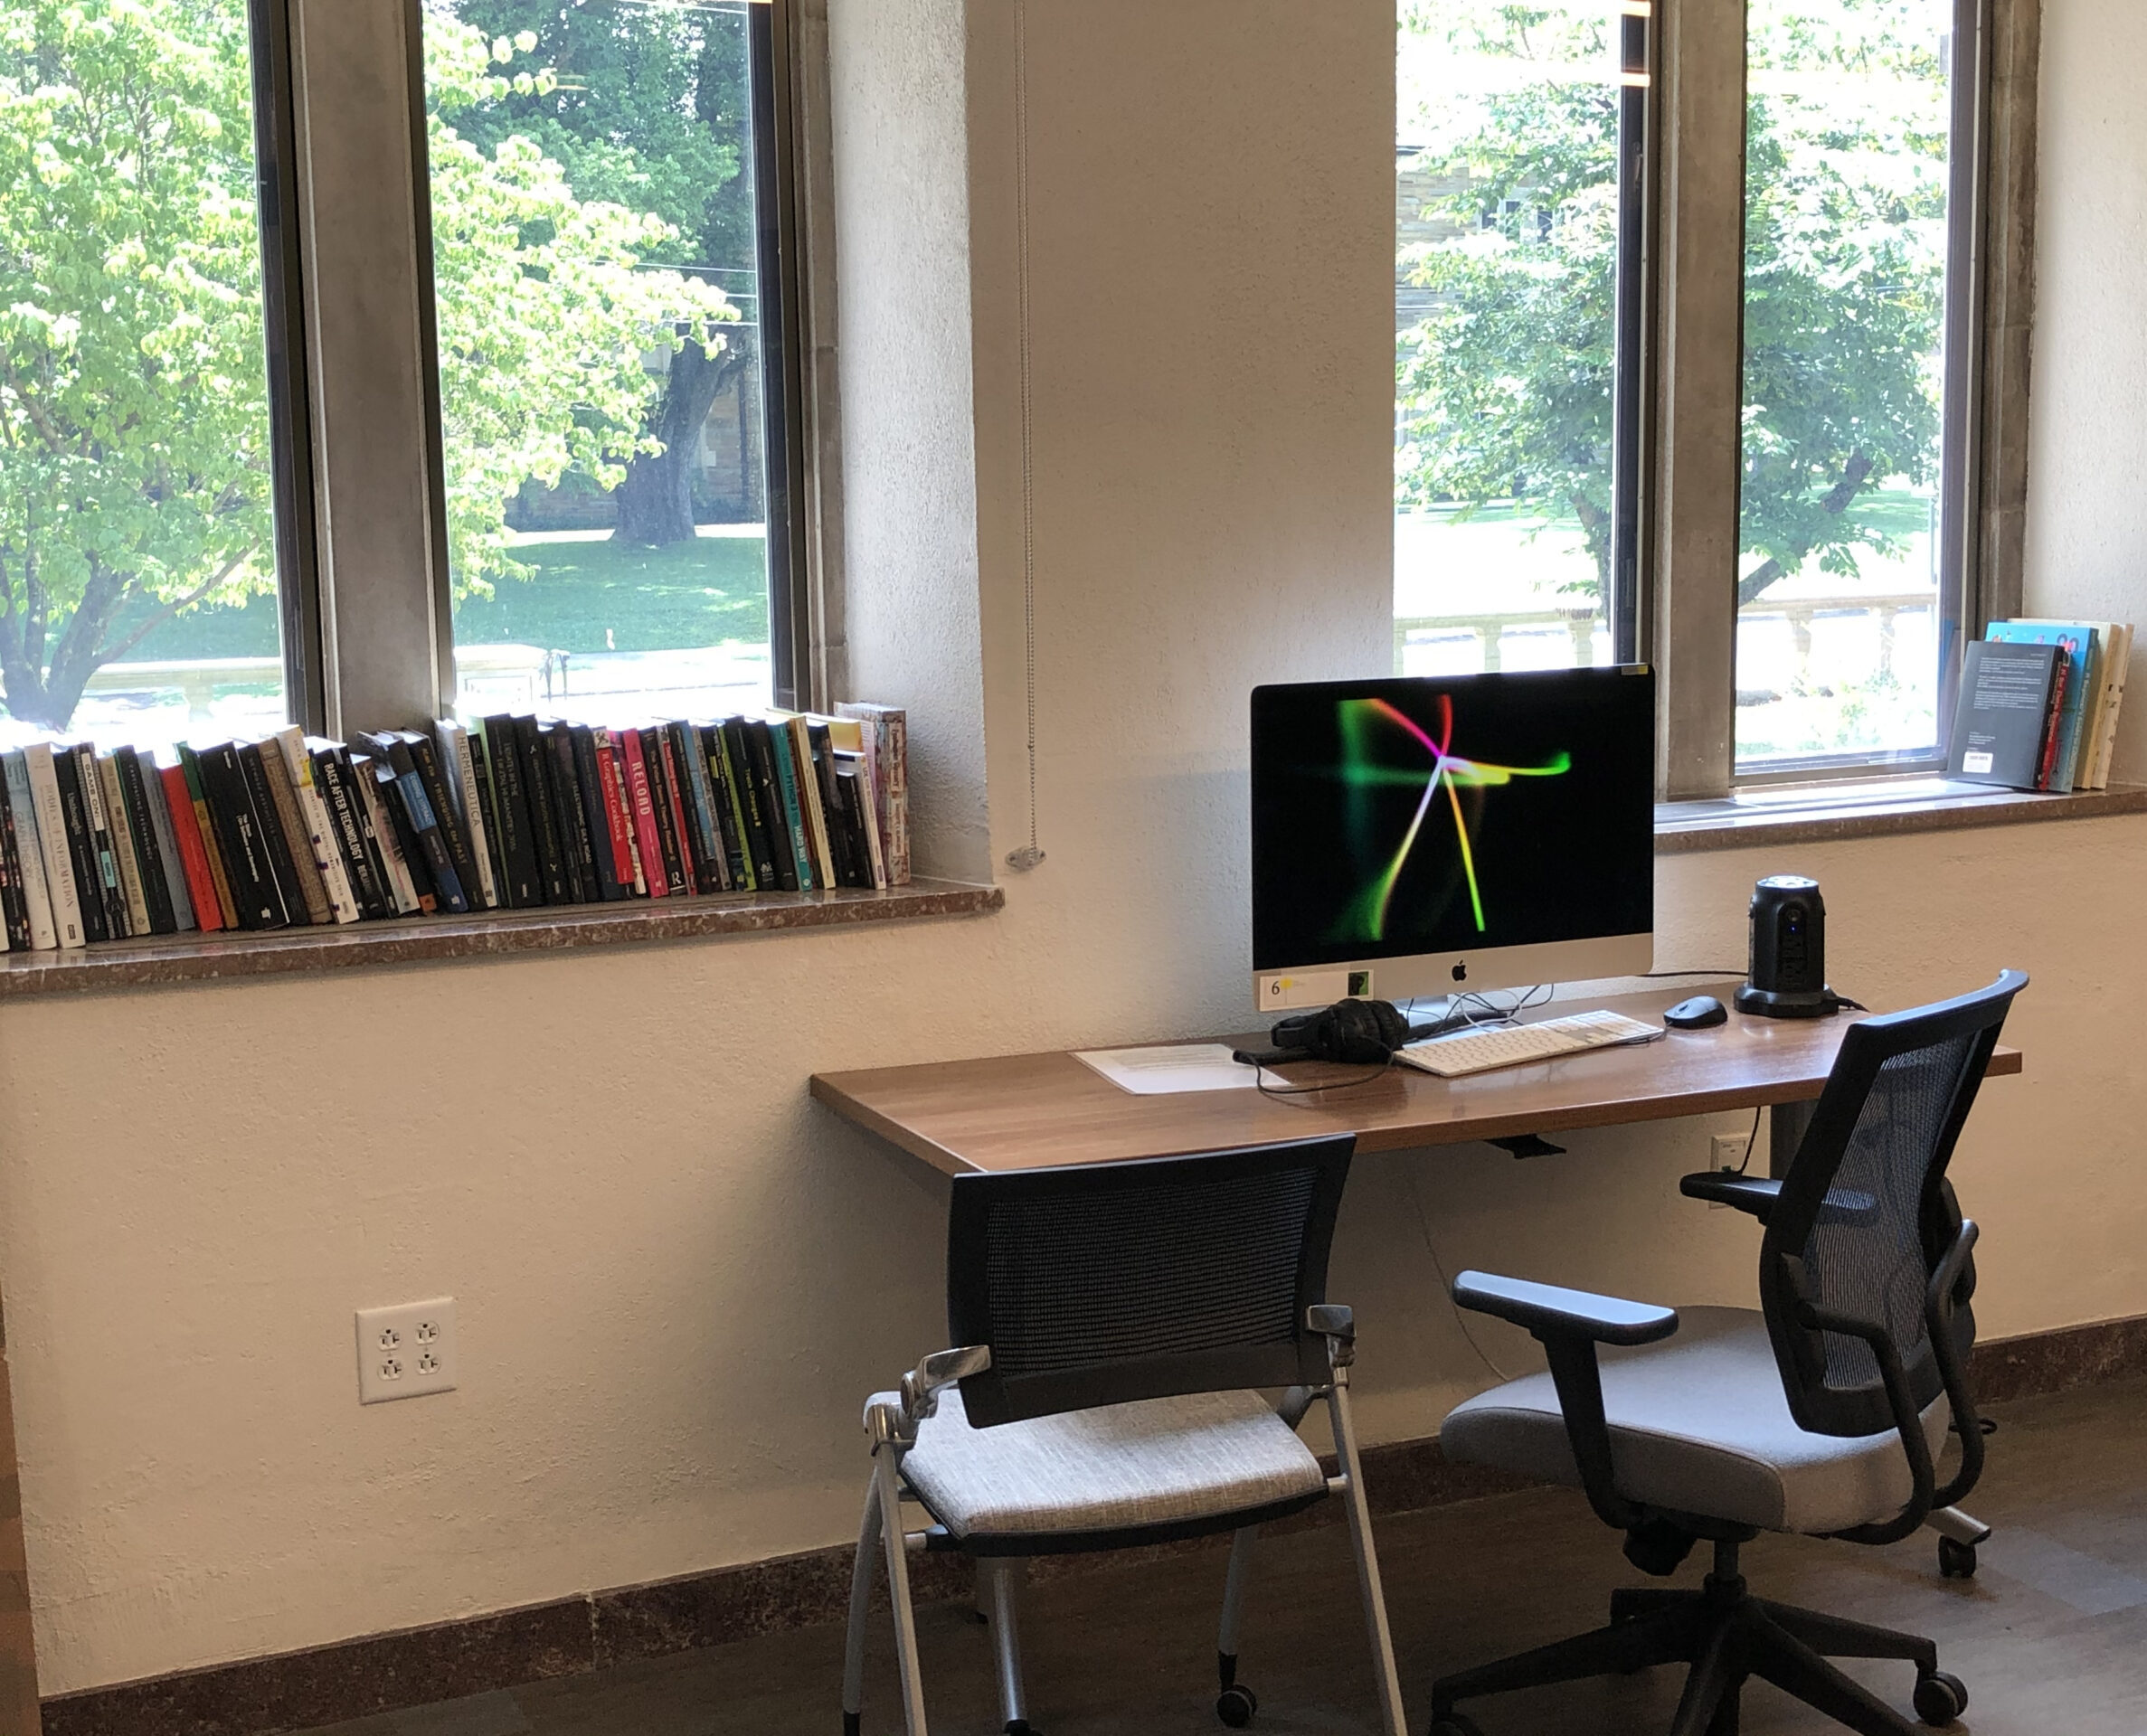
[841,1136,1407,1736]
[1425,970,2025,1736]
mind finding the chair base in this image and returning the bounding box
[1429,1543,1961,1736]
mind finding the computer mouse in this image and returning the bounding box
[1665,995,1728,1030]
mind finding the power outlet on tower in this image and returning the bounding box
[1707,1133,1754,1204]
[355,1297,458,1404]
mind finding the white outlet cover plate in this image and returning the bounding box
[355,1297,458,1404]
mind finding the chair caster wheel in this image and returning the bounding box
[1215,1684,1258,1727]
[1937,1537,1978,1579]
[1430,1718,1486,1736]
[1914,1670,1968,1725]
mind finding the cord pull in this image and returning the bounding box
[1006,844,1045,873]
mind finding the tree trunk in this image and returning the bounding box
[1736,451,1876,606]
[612,335,747,548]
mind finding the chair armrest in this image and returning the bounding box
[1679,1172,1783,1220]
[1453,1271,1679,1347]
[866,1344,992,1448]
[1679,1174,1879,1227]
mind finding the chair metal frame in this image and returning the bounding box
[840,1137,1407,1736]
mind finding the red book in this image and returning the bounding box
[2035,653,2070,789]
[618,729,668,899]
[591,729,641,894]
[158,763,225,932]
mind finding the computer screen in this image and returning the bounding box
[1249,667,1655,1009]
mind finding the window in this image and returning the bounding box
[1399,0,2006,801]
[1394,0,1650,682]
[0,0,312,751]
[416,0,801,726]
[1735,0,1974,778]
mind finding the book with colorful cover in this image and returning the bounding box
[1986,621,2098,792]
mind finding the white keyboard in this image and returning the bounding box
[1395,1009,1664,1079]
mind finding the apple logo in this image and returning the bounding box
[1452,961,1468,982]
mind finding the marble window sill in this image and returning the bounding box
[0,879,1004,999]
[1656,778,2147,854]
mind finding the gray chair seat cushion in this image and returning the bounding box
[892,1386,1328,1542]
[1441,1306,1948,1536]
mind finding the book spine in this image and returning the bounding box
[639,727,690,897]
[404,731,481,910]
[77,744,129,938]
[353,756,424,914]
[279,731,360,923]
[788,718,835,890]
[205,743,288,929]
[592,729,643,895]
[837,704,909,884]
[477,719,541,907]
[566,725,626,901]
[808,722,863,888]
[178,744,241,929]
[697,725,752,892]
[137,754,196,931]
[741,721,799,892]
[619,728,669,898]
[94,752,147,937]
[4,752,60,948]
[2095,624,2133,789]
[112,749,175,933]
[2035,653,2069,790]
[648,727,693,896]
[720,719,776,888]
[512,717,569,904]
[313,749,385,920]
[762,721,814,891]
[244,739,326,924]
[465,731,510,908]
[385,739,467,913]
[0,777,27,950]
[440,722,499,911]
[669,722,728,893]
[542,724,594,904]
[49,748,106,942]
[830,750,875,889]
[159,763,224,932]
[850,728,889,890]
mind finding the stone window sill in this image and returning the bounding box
[0,879,1004,999]
[1656,778,2147,854]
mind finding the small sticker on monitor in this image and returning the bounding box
[1963,750,1994,774]
[1348,970,1374,997]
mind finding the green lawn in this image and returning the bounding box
[120,533,772,663]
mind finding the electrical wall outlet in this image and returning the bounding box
[1707,1133,1754,1203]
[355,1298,458,1404]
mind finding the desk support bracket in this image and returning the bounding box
[1489,1134,1567,1160]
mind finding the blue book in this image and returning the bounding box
[1985,621,2098,792]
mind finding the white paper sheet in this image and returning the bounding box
[1073,1043,1258,1095]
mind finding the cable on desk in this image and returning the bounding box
[1250,1061,1393,1101]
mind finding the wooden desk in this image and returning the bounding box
[812,986,2023,1176]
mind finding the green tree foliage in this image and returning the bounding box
[0,0,733,729]
[1396,0,1948,605]
[440,0,758,548]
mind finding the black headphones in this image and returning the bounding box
[1234,997,1417,1068]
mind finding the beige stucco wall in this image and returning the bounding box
[0,0,2141,1698]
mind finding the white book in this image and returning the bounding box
[2100,624,2134,788]
[274,727,359,923]
[21,743,84,948]
[3,751,58,950]
[436,720,497,910]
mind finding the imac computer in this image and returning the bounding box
[1250,666,1656,1011]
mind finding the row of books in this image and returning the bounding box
[0,705,910,952]
[1950,619,2133,794]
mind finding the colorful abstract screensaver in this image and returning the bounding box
[1335,693,1571,944]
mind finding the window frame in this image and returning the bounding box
[258,0,826,736]
[1721,0,1991,789]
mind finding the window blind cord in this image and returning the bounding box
[1005,0,1045,874]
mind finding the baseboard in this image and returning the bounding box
[43,1314,2147,1736]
